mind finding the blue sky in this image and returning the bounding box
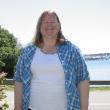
[0,0,110,54]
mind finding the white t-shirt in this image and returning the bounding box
[29,48,67,110]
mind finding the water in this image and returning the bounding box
[86,59,110,81]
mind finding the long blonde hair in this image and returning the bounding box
[32,11,66,46]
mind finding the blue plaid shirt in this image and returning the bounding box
[14,41,89,110]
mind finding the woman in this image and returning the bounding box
[14,10,90,110]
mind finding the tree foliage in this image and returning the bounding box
[0,26,22,78]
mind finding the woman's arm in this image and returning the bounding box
[78,80,89,110]
[14,81,23,110]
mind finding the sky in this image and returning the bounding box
[0,0,110,54]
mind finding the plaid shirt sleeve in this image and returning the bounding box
[13,48,25,82]
[75,48,90,85]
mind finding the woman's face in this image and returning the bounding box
[40,13,60,40]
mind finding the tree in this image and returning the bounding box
[0,26,22,78]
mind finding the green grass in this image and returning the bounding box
[90,86,110,91]
[5,85,14,91]
[3,85,110,92]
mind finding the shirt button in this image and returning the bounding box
[67,92,71,96]
[65,70,67,73]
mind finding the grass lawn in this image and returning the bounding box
[89,86,110,91]
[5,85,14,91]
[4,85,110,92]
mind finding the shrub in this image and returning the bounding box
[0,72,9,110]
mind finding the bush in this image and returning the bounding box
[0,72,9,110]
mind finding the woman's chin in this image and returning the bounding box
[45,35,54,38]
